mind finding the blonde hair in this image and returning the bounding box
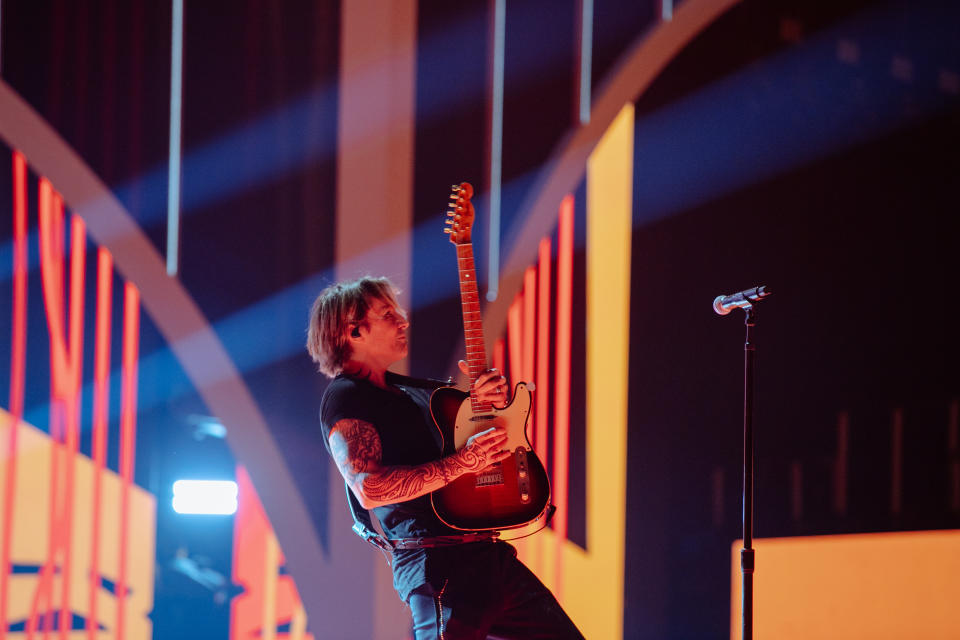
[306,276,400,377]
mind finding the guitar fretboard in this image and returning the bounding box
[456,242,492,415]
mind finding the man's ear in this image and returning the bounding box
[350,324,362,339]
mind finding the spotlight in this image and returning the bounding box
[172,480,238,515]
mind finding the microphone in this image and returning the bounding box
[713,285,770,315]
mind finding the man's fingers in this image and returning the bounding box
[475,369,504,387]
[474,426,505,439]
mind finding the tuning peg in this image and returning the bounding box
[444,228,452,234]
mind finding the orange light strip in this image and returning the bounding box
[0,151,28,640]
[522,267,536,444]
[117,283,140,640]
[507,298,523,389]
[535,238,551,466]
[553,195,574,598]
[89,248,113,640]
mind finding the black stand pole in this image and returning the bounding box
[740,304,756,640]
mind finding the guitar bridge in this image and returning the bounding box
[475,463,504,487]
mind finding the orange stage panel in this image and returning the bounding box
[731,530,960,639]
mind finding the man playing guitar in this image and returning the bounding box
[306,276,583,639]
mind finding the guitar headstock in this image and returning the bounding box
[444,182,475,245]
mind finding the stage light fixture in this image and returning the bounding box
[172,479,238,515]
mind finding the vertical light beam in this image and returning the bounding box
[582,104,632,638]
[486,0,506,301]
[166,0,184,276]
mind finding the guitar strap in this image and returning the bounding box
[344,482,395,553]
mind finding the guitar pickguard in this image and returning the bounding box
[452,382,533,451]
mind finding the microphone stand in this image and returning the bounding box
[715,284,768,639]
[740,303,757,640]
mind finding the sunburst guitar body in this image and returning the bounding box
[430,382,550,530]
[428,182,551,531]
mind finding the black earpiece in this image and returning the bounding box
[351,326,361,338]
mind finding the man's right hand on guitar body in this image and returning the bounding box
[457,425,511,471]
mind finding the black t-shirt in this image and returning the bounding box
[320,371,480,599]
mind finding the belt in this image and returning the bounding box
[388,532,500,549]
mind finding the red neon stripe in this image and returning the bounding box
[535,239,551,467]
[507,298,523,389]
[0,151,29,640]
[492,338,506,381]
[117,283,140,640]
[521,267,538,570]
[88,249,113,640]
[57,207,85,640]
[31,178,65,638]
[229,465,247,640]
[553,195,574,599]
[522,267,536,446]
[505,297,528,561]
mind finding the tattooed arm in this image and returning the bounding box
[328,419,511,509]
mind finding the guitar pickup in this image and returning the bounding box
[515,448,530,503]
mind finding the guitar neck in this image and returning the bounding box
[456,242,492,413]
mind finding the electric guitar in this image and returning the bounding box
[429,182,551,531]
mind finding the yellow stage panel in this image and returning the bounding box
[731,530,960,640]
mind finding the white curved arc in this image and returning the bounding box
[479,0,742,350]
[0,79,330,624]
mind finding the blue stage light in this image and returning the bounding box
[172,480,238,515]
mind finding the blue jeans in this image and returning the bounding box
[406,542,584,640]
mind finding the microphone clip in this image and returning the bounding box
[713,285,771,316]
